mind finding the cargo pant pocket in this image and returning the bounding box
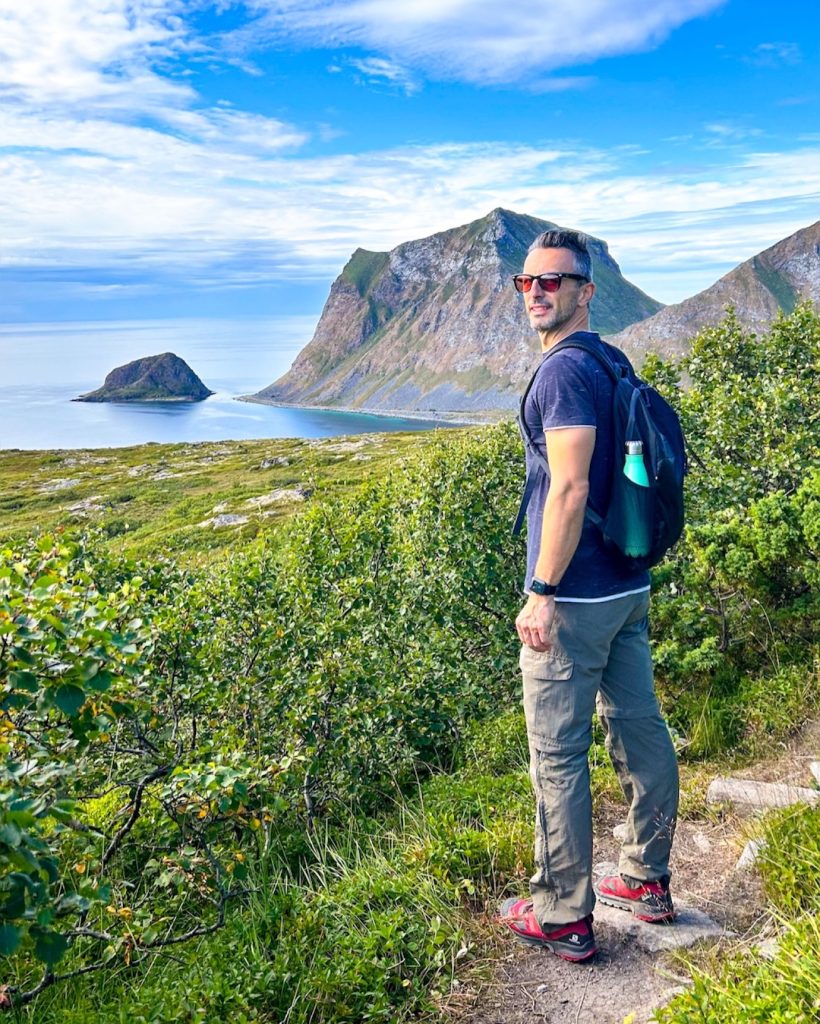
[520,645,578,751]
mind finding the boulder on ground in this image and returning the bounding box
[707,777,820,812]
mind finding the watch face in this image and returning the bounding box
[531,578,557,596]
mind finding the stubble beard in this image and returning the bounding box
[529,302,574,336]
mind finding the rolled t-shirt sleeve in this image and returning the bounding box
[532,351,598,431]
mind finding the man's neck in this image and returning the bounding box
[539,312,592,352]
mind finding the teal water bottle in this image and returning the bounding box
[622,441,651,557]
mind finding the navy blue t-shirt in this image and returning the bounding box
[522,331,650,600]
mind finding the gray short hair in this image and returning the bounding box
[528,229,593,281]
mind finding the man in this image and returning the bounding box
[499,229,679,962]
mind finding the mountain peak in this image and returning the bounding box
[609,219,820,363]
[253,210,663,414]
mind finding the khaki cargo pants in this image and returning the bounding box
[520,590,679,926]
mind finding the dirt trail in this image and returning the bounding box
[445,722,819,1024]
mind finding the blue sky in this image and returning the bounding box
[1,0,819,324]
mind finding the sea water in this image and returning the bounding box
[0,318,446,450]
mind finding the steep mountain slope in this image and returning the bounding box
[608,220,820,363]
[254,208,663,414]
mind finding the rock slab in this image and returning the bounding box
[198,514,249,529]
[594,904,726,952]
[707,777,820,812]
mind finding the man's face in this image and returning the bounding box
[521,247,589,334]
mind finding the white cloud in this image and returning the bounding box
[237,0,727,86]
[347,57,419,94]
[0,0,814,310]
[527,76,597,94]
[3,94,819,304]
[0,0,193,113]
[704,122,765,142]
[159,107,308,152]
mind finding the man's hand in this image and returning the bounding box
[516,594,555,652]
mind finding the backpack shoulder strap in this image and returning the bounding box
[512,360,550,536]
[545,335,630,383]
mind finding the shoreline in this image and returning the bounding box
[236,394,507,428]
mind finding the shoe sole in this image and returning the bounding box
[499,899,598,962]
[595,891,675,923]
[520,936,597,962]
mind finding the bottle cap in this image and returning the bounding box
[626,441,644,455]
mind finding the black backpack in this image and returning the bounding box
[513,335,687,572]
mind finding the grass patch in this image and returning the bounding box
[0,431,464,562]
[340,249,389,297]
[752,256,799,313]
[758,803,820,915]
[657,798,820,1023]
[656,912,820,1023]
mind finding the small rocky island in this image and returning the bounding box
[76,352,214,403]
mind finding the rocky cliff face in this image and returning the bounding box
[77,352,214,402]
[254,208,663,414]
[608,220,820,364]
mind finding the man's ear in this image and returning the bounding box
[579,281,596,307]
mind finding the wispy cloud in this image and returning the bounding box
[347,57,419,94]
[749,41,802,68]
[704,122,765,142]
[235,0,727,87]
[527,76,597,94]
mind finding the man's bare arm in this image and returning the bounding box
[516,426,595,652]
[533,425,595,584]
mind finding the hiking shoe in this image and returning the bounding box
[593,874,675,922]
[498,898,597,962]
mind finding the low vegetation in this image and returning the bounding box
[1,306,818,1020]
[656,804,820,1023]
[0,431,451,562]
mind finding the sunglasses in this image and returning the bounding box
[512,272,589,293]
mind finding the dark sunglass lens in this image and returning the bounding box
[513,276,531,292]
[539,276,561,292]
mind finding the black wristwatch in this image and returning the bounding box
[530,577,558,596]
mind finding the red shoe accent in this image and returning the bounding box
[593,874,675,922]
[498,898,597,961]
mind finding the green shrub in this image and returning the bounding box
[647,306,819,754]
[758,803,820,916]
[407,771,533,890]
[453,706,529,775]
[2,424,527,1008]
